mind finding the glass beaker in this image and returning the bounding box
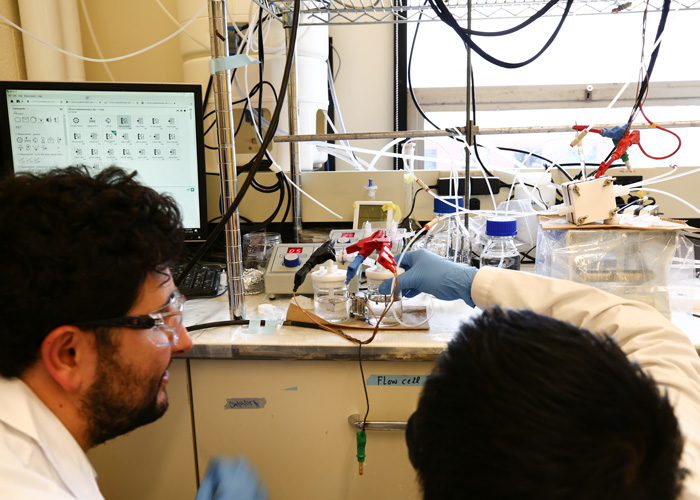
[480,218,521,270]
[311,260,349,323]
[242,231,281,294]
[364,265,404,326]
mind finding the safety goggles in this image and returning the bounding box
[74,290,186,347]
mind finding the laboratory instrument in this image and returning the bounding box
[480,218,521,271]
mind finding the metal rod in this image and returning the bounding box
[273,120,700,143]
[348,414,407,431]
[284,15,303,243]
[208,0,245,320]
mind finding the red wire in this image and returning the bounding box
[637,105,682,160]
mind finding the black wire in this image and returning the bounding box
[428,0,573,69]
[403,186,424,220]
[407,8,441,131]
[629,0,670,121]
[358,343,370,430]
[203,75,213,114]
[176,0,303,296]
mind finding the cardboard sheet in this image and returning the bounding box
[286,302,430,330]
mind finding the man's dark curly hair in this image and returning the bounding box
[406,306,685,500]
[0,166,184,378]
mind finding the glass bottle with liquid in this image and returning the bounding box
[311,260,350,323]
[364,265,404,326]
[480,218,521,270]
[425,196,470,264]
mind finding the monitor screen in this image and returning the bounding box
[0,81,209,242]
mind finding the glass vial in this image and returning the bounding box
[311,260,349,323]
[480,218,521,270]
[364,265,404,326]
[425,196,470,264]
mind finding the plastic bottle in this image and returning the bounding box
[425,196,470,264]
[364,265,404,326]
[311,260,349,323]
[480,218,521,270]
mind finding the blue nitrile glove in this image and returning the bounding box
[195,456,268,500]
[345,254,365,284]
[378,249,477,307]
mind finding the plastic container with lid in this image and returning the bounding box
[425,196,470,264]
[310,260,349,323]
[364,265,405,326]
[480,218,520,270]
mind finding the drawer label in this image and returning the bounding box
[224,398,267,409]
[367,375,427,386]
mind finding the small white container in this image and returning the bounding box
[364,265,405,326]
[310,260,349,323]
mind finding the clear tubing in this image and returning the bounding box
[0,1,208,63]
[79,0,115,81]
[628,166,700,189]
[389,226,435,327]
[638,188,700,217]
[323,109,364,170]
[155,0,209,50]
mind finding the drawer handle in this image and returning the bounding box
[348,413,407,431]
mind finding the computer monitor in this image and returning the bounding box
[0,81,209,242]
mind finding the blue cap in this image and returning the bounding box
[433,196,463,214]
[486,218,517,237]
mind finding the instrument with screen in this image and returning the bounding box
[0,80,209,242]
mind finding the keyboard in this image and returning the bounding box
[171,264,223,299]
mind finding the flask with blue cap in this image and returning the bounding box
[424,196,470,264]
[480,217,520,270]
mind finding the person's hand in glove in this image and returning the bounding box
[195,456,268,500]
[378,249,477,307]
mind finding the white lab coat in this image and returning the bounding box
[472,267,700,500]
[0,377,105,500]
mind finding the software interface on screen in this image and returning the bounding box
[3,85,206,239]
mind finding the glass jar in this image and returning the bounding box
[425,196,470,264]
[480,218,520,270]
[311,260,349,323]
[364,265,404,326]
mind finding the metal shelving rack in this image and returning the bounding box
[253,0,698,26]
[249,0,698,241]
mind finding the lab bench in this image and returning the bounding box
[89,292,475,500]
[87,286,700,500]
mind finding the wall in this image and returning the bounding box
[0,0,25,79]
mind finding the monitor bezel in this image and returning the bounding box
[0,80,209,243]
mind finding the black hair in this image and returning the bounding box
[406,306,685,500]
[0,166,184,378]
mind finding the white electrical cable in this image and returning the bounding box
[79,0,115,81]
[0,1,208,63]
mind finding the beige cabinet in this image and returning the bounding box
[190,358,433,500]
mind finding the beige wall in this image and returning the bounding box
[77,0,185,83]
[0,0,26,79]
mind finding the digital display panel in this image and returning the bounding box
[286,247,303,253]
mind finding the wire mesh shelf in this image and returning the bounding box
[252,0,700,26]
